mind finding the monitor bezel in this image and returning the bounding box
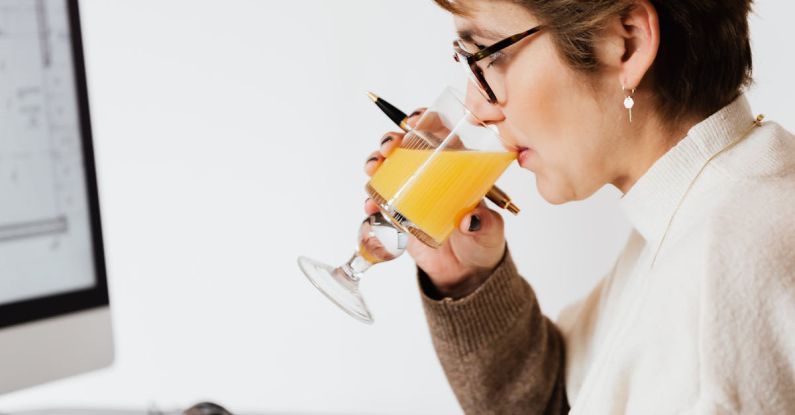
[0,0,110,329]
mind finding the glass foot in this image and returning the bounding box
[297,256,374,324]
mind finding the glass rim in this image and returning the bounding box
[438,86,512,151]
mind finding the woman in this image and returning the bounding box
[364,0,794,413]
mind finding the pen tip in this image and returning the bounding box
[367,91,379,102]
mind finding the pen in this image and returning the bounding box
[367,91,520,215]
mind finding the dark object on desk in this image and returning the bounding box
[183,402,233,415]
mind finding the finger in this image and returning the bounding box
[411,110,462,149]
[458,201,505,249]
[364,198,380,216]
[406,107,427,129]
[379,132,403,158]
[364,150,384,176]
[415,110,447,135]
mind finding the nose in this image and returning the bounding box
[464,81,504,125]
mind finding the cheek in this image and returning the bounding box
[502,56,566,142]
[500,42,590,157]
[499,46,612,201]
[500,62,580,174]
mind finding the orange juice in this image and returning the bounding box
[358,243,383,265]
[368,148,515,245]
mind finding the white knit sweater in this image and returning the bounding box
[558,95,795,414]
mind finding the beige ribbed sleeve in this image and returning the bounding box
[418,249,569,415]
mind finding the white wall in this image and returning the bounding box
[0,1,792,413]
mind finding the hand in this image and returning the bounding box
[363,109,506,298]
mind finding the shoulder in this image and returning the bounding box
[713,120,795,180]
[699,179,795,298]
[688,123,795,309]
[703,120,795,268]
[693,134,795,410]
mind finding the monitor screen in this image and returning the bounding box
[0,0,108,328]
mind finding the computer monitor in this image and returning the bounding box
[0,0,114,394]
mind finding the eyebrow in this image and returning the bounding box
[456,26,507,43]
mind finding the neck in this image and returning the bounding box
[611,113,701,194]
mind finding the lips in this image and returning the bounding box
[517,147,534,167]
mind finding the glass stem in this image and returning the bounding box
[340,253,372,282]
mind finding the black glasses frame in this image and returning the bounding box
[453,25,543,103]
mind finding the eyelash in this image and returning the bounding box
[475,43,505,68]
[486,51,505,68]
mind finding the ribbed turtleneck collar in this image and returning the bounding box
[619,95,755,244]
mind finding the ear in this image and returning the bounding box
[600,0,660,90]
[620,1,659,88]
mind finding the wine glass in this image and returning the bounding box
[298,87,514,324]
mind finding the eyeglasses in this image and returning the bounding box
[453,25,543,103]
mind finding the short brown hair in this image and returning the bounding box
[434,0,754,123]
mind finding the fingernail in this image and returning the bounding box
[409,109,422,118]
[366,156,379,164]
[381,135,394,146]
[468,215,481,232]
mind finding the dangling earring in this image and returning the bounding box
[622,85,636,123]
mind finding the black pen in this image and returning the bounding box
[367,91,520,215]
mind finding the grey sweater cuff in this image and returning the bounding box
[417,248,534,356]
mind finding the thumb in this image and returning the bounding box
[458,202,504,249]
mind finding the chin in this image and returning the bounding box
[535,175,577,205]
